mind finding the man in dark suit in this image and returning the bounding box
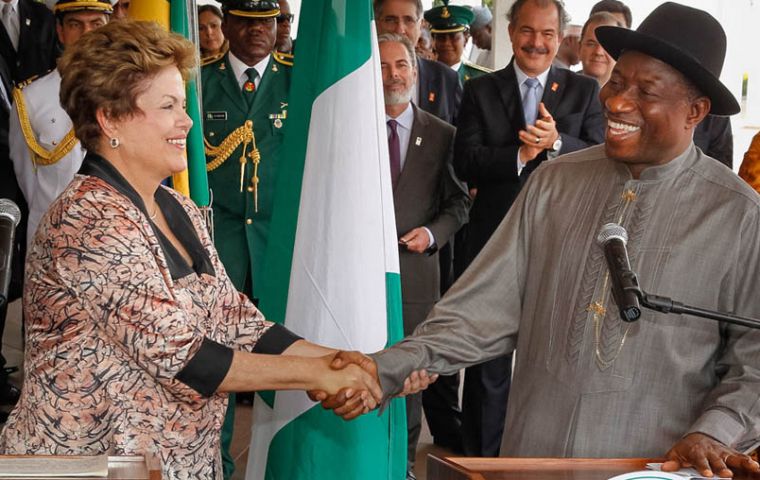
[374,0,461,126]
[0,0,58,84]
[0,51,21,421]
[379,33,470,479]
[454,0,604,457]
[374,0,465,450]
[694,115,733,169]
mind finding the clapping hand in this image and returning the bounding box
[518,102,559,162]
[662,432,760,478]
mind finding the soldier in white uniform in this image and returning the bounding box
[9,0,112,246]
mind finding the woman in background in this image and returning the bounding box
[198,4,227,61]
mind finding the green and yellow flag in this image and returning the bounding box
[130,0,210,207]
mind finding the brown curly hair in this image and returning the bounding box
[58,20,198,152]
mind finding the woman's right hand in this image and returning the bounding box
[313,353,383,413]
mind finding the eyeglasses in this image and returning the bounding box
[379,15,419,28]
[277,13,294,23]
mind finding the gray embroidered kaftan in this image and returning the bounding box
[374,143,760,457]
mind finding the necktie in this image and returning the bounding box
[522,77,540,126]
[1,3,19,51]
[387,119,401,189]
[242,67,258,107]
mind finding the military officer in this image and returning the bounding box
[202,0,290,303]
[200,1,290,477]
[425,3,491,84]
[9,0,112,246]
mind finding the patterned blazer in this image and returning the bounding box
[0,154,299,480]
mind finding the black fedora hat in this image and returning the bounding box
[596,2,739,116]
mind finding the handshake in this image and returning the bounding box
[307,351,438,420]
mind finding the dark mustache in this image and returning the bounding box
[521,46,550,55]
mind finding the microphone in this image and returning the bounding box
[0,198,21,308]
[596,223,641,322]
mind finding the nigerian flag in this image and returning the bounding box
[245,1,406,479]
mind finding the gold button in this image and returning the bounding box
[246,186,254,192]
[246,219,253,225]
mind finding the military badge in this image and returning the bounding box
[244,81,256,92]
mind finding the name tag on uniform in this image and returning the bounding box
[206,111,227,121]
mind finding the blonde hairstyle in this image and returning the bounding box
[58,20,197,152]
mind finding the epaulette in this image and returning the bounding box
[12,87,79,167]
[201,50,227,67]
[463,59,493,74]
[273,51,294,67]
[15,73,42,89]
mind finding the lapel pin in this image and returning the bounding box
[272,63,278,72]
[428,92,436,102]
[551,82,559,92]
[219,63,226,70]
[415,137,422,146]
[25,18,31,26]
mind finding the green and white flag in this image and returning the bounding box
[245,1,406,479]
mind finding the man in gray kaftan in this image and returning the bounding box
[374,142,760,459]
[313,3,760,477]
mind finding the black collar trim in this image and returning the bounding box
[78,152,215,280]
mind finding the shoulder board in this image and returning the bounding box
[463,59,493,74]
[201,51,226,67]
[273,51,294,67]
[15,73,43,89]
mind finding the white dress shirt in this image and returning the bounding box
[514,62,551,175]
[228,52,270,90]
[386,102,434,247]
[385,101,414,170]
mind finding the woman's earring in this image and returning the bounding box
[110,137,120,148]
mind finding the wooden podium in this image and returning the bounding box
[427,455,760,480]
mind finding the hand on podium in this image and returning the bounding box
[307,350,438,420]
[661,432,759,478]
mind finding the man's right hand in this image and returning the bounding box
[307,351,381,420]
[307,350,438,420]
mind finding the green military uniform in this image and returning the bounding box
[458,59,492,84]
[201,2,287,478]
[425,4,490,85]
[202,51,291,300]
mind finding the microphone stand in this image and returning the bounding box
[626,286,760,330]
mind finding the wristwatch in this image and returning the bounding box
[550,135,563,153]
